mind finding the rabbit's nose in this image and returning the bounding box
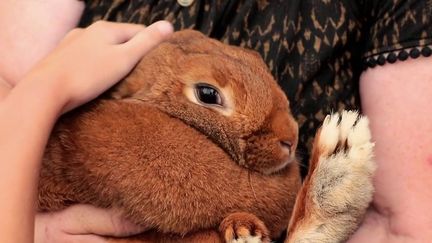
[280,140,293,151]
[279,140,294,157]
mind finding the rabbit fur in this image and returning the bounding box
[38,30,375,243]
[38,30,301,241]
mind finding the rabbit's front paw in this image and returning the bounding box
[219,212,270,243]
[287,111,375,243]
[314,111,375,214]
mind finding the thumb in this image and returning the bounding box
[121,20,174,63]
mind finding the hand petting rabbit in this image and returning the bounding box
[38,30,375,243]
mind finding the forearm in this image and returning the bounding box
[0,1,83,240]
[0,0,84,85]
[359,57,432,240]
[0,75,65,242]
[0,19,173,242]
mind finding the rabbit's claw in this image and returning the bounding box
[286,111,376,243]
[313,111,376,213]
[220,212,270,243]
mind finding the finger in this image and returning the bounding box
[54,204,148,237]
[35,213,50,243]
[67,234,109,243]
[88,20,146,44]
[35,213,108,243]
[120,20,174,62]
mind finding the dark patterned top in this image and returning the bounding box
[79,0,432,174]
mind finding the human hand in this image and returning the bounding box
[1,20,172,243]
[23,20,173,113]
[35,204,147,243]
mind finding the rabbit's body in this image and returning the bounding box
[38,30,375,243]
[39,100,300,237]
[38,30,302,241]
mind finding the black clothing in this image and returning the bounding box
[79,0,432,174]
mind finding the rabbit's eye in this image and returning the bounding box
[194,83,223,106]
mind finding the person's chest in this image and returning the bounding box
[80,0,364,79]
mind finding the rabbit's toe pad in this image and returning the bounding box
[219,212,270,243]
[313,110,376,215]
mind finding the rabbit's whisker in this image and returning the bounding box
[294,151,308,169]
[248,171,258,201]
[129,97,146,103]
[292,158,308,170]
[294,160,308,169]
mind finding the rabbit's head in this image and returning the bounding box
[111,30,298,175]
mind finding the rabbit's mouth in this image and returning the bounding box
[242,130,298,175]
[262,153,297,175]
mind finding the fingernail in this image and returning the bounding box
[122,219,150,234]
[155,20,174,37]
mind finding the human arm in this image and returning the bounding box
[0,20,173,243]
[348,56,432,243]
[0,1,173,241]
[345,0,432,240]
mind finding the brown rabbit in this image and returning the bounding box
[38,30,375,243]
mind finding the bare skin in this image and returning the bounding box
[1,1,431,243]
[0,1,174,243]
[348,56,432,242]
[0,4,173,242]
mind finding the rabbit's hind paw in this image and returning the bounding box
[219,212,270,243]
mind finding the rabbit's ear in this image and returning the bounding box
[102,60,152,99]
[166,29,208,45]
[105,30,210,100]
